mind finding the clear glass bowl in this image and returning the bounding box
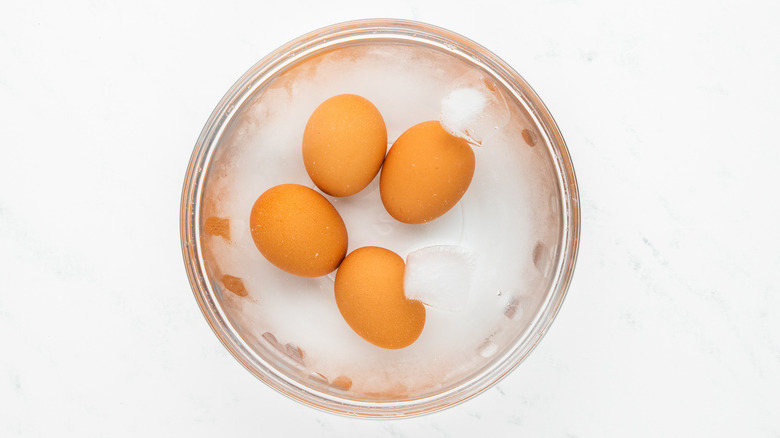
[180,19,579,418]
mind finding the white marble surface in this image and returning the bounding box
[2,0,779,436]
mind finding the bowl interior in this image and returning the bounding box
[182,19,578,417]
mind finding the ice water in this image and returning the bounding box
[199,42,563,399]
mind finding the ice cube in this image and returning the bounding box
[404,245,476,311]
[440,72,510,145]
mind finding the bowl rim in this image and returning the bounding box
[180,18,580,418]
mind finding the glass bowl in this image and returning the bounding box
[180,19,579,418]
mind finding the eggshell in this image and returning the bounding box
[380,121,475,224]
[334,246,426,349]
[249,184,348,277]
[302,94,388,197]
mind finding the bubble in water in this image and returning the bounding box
[331,375,353,391]
[504,296,523,320]
[521,128,537,147]
[308,372,329,384]
[478,339,498,358]
[231,218,247,242]
[533,241,551,277]
[440,72,510,145]
[262,332,285,352]
[403,245,476,311]
[371,217,395,236]
[317,275,335,294]
[285,343,306,365]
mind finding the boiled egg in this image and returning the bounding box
[302,94,387,197]
[334,246,426,349]
[249,184,348,277]
[379,121,475,224]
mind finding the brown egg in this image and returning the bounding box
[302,94,388,197]
[249,184,348,277]
[334,246,426,349]
[380,121,475,224]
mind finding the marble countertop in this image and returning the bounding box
[2,1,778,436]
